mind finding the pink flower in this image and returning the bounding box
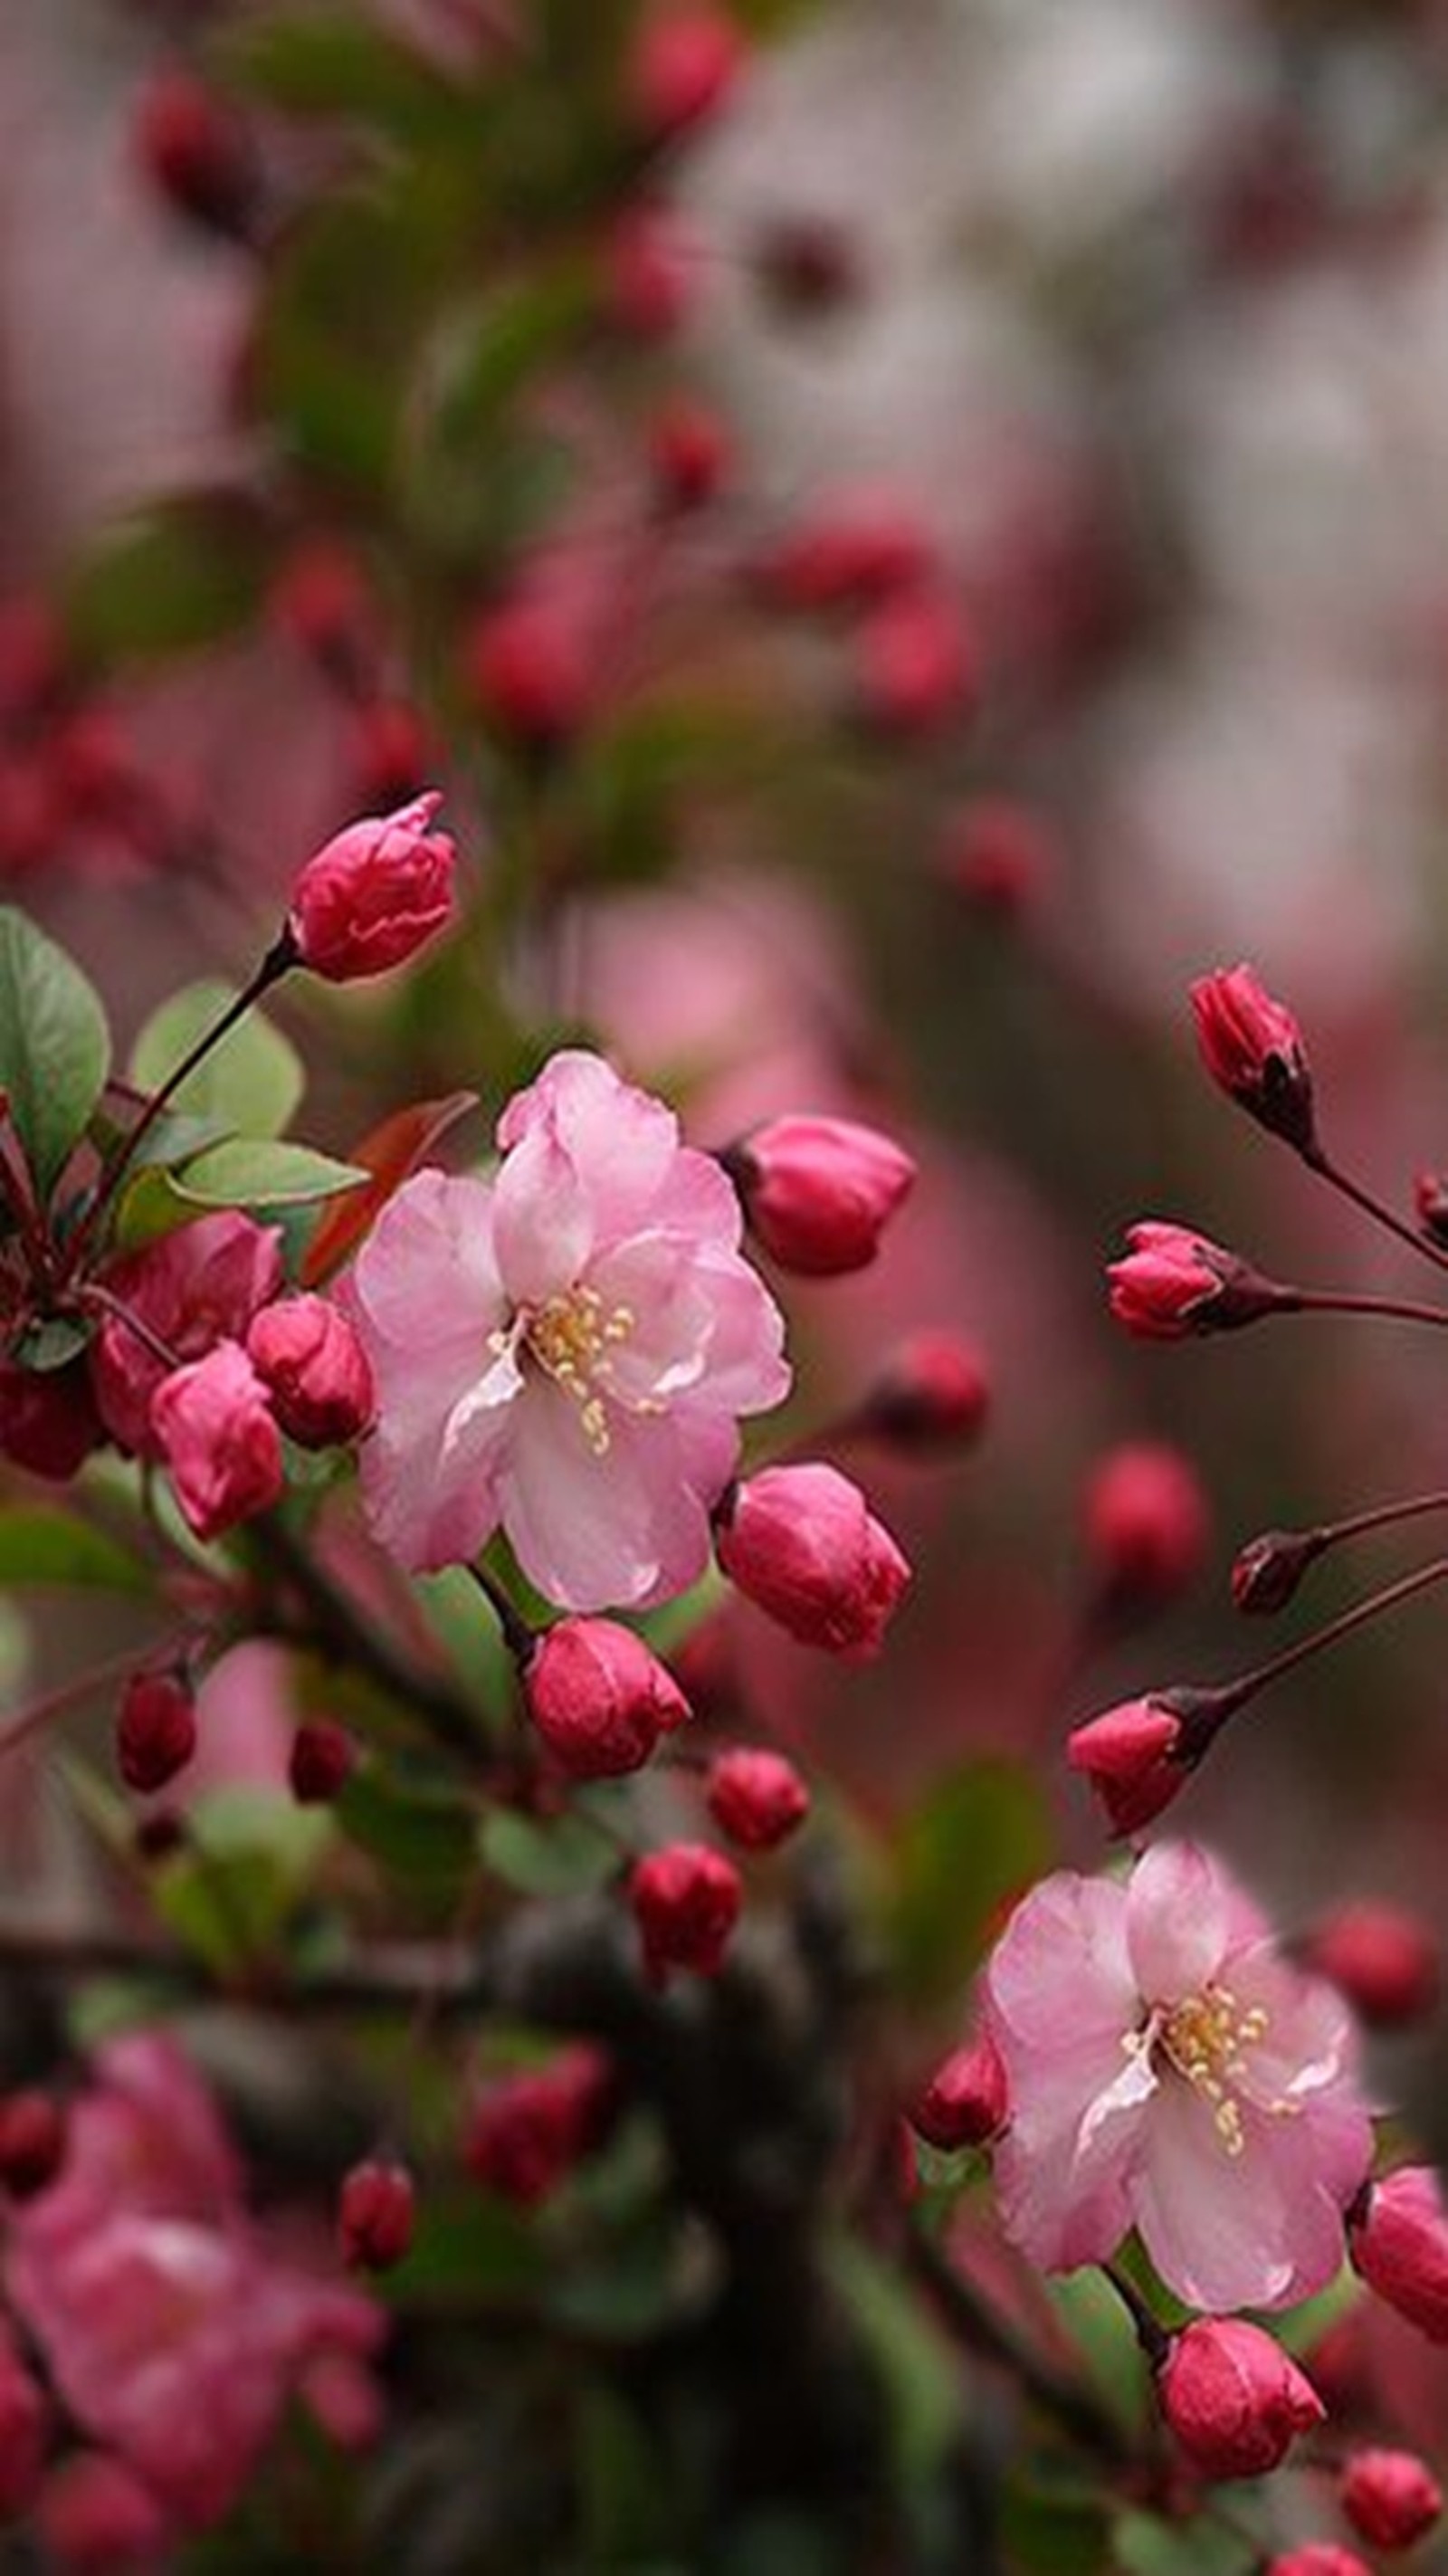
[1081,1440,1210,1610]
[626,4,746,140]
[1107,1222,1279,1340]
[1349,2168,1448,2341]
[150,1340,283,1541]
[287,793,456,983]
[6,2037,384,2531]
[1066,1696,1191,1834]
[912,2034,1009,2153]
[854,1330,990,1455]
[731,1112,917,1276]
[338,2161,415,2273]
[714,1462,910,1658]
[1301,1903,1439,2032]
[1157,2317,1323,2480]
[115,1670,196,1795]
[351,1050,789,1611]
[631,1844,742,1983]
[706,1747,810,1850]
[1266,2552,1371,2576]
[1341,2447,1443,2550]
[525,1616,690,1779]
[984,1843,1373,2312]
[465,2047,616,2207]
[1190,965,1317,1151]
[36,2452,172,2571]
[90,1211,283,1457]
[246,1293,376,1447]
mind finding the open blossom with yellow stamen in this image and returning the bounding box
[349,1051,790,1611]
[982,1843,1372,2313]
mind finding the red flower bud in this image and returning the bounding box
[1190,963,1317,1151]
[36,2453,170,2568]
[1415,1169,1448,1246]
[1066,1695,1188,1837]
[464,597,594,748]
[116,1671,197,1796]
[268,539,376,673]
[1107,1222,1283,1340]
[150,1341,282,1541]
[352,700,433,807]
[133,68,260,237]
[731,1114,916,1277]
[246,1294,376,1448]
[855,1331,991,1455]
[464,2046,615,2205]
[603,209,697,339]
[1082,1440,1210,1610]
[716,1464,910,1659]
[936,797,1054,919]
[0,2332,46,2520]
[1265,2550,1372,2576]
[0,595,65,727]
[1301,1902,1439,2032]
[525,1618,690,1779]
[338,2158,415,2272]
[1349,2167,1448,2340]
[1231,1527,1323,1616]
[648,397,733,512]
[0,2090,67,2199]
[626,5,746,141]
[753,501,934,612]
[289,1721,356,1806]
[911,2032,1008,2151]
[855,591,979,738]
[288,792,456,983]
[0,1359,102,1481]
[630,1843,742,1983]
[1341,2447,1443,2551]
[706,1747,810,1849]
[1157,2317,1323,2480]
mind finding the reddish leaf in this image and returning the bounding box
[300,1092,478,1286]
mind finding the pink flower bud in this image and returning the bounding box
[1066,1695,1187,1836]
[732,1114,916,1276]
[1301,1902,1439,2032]
[1190,963,1317,1151]
[0,2332,46,2519]
[753,501,935,612]
[91,1210,284,1459]
[1232,1527,1323,1615]
[1341,2447,1443,2551]
[855,591,979,738]
[288,792,456,983]
[1349,2168,1448,2340]
[246,1294,376,1448]
[37,2453,170,2569]
[855,1331,991,1455]
[648,397,733,511]
[353,699,433,807]
[604,208,698,339]
[525,1618,690,1779]
[268,539,376,672]
[464,597,593,748]
[289,1720,356,1806]
[1082,1440,1210,1610]
[0,2090,67,2200]
[1157,2317,1324,2480]
[626,5,746,140]
[0,1359,102,1481]
[716,1464,911,1659]
[150,1342,282,1541]
[338,2158,415,2272]
[630,1843,742,1983]
[936,797,1054,919]
[1415,1169,1448,1246]
[1266,2550,1372,2576]
[116,1671,197,1795]
[1107,1222,1282,1339]
[464,2046,615,2205]
[911,2033,1008,2151]
[706,1747,810,1850]
[133,68,259,237]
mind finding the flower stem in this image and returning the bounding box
[1301,1143,1448,1282]
[1215,1553,1448,1719]
[906,2223,1133,2463]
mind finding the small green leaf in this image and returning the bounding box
[223,8,456,132]
[12,1316,92,1373]
[1113,2512,1255,2576]
[887,1759,1053,2003]
[1000,2477,1114,2576]
[63,494,269,666]
[0,1506,151,1595]
[0,910,111,1196]
[152,1788,332,1975]
[130,981,303,1137]
[337,1763,477,1890]
[172,1140,366,1211]
[481,1806,620,1899]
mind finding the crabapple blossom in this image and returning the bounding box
[524,1617,691,1779]
[338,2161,415,2273]
[706,1747,810,1849]
[730,1112,916,1277]
[1300,1902,1439,2031]
[714,1463,910,1657]
[1065,1694,1191,1834]
[246,1293,376,1447]
[1082,1440,1210,1609]
[1266,2554,1371,2576]
[1348,2167,1448,2341]
[1340,2447,1443,2550]
[855,1330,990,1455]
[287,795,455,983]
[911,2034,1009,2152]
[90,1211,283,1457]
[631,1844,742,1983]
[351,1050,789,1612]
[116,1671,196,1795]
[1107,1223,1280,1339]
[1157,2317,1324,2480]
[983,1842,1373,2312]
[289,1721,356,1805]
[1190,965,1316,1151]
[150,1341,283,1541]
[464,2047,615,2206]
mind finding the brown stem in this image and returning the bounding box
[249,1514,484,1762]
[1302,1144,1448,1282]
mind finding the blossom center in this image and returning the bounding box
[1156,1983,1270,2158]
[514,1285,637,1454]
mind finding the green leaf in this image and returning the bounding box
[1000,2477,1114,2576]
[481,1805,620,1899]
[171,1140,366,1211]
[1113,2512,1255,2576]
[151,1788,332,1976]
[825,2234,960,2489]
[0,1505,151,1595]
[336,1762,478,1891]
[63,494,269,667]
[223,8,456,132]
[887,1758,1053,2003]
[0,910,111,1196]
[129,981,303,1136]
[12,1315,92,1373]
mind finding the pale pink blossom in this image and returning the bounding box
[984,1842,1372,2313]
[350,1050,790,1610]
[6,2036,383,2531]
